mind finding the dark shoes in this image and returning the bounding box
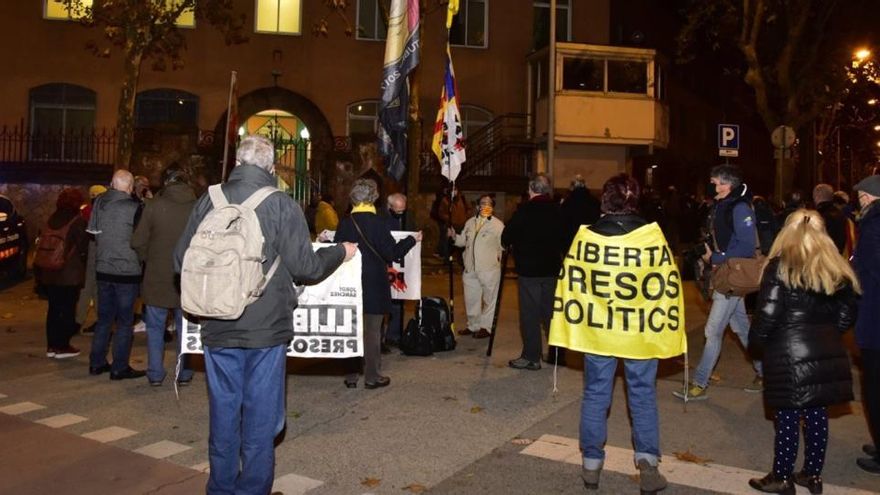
[344,379,357,389]
[364,376,390,389]
[792,471,822,494]
[177,377,192,387]
[863,443,878,458]
[508,358,541,371]
[89,363,111,376]
[637,459,667,494]
[457,328,474,336]
[81,323,96,335]
[149,379,164,387]
[856,456,880,475]
[748,473,795,494]
[473,328,491,339]
[54,346,81,359]
[109,367,146,381]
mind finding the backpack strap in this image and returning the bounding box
[242,186,279,210]
[208,185,229,208]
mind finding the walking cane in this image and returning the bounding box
[486,249,509,357]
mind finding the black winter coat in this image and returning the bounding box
[335,212,416,314]
[501,195,566,277]
[750,258,857,409]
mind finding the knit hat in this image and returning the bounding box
[89,185,108,199]
[854,175,880,197]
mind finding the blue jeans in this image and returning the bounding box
[693,291,762,388]
[205,345,287,495]
[144,306,193,384]
[90,281,139,373]
[580,354,660,468]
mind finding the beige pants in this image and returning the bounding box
[463,269,501,332]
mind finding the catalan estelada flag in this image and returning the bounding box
[377,0,420,182]
[432,44,465,183]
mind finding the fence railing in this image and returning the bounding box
[0,122,118,165]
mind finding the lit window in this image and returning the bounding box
[135,88,199,129]
[29,83,97,161]
[44,0,92,20]
[460,105,492,139]
[347,101,379,136]
[450,0,487,48]
[533,0,570,49]
[167,0,195,27]
[356,0,387,41]
[255,0,302,35]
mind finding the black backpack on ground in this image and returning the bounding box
[400,297,456,356]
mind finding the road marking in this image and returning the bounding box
[134,440,191,459]
[82,426,137,443]
[0,401,45,415]
[36,413,87,428]
[272,473,324,495]
[0,393,7,399]
[520,434,875,495]
[190,461,210,473]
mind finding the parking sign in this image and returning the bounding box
[718,124,740,157]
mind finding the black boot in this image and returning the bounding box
[793,471,822,494]
[748,473,794,494]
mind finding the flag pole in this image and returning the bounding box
[221,70,237,182]
[448,180,455,334]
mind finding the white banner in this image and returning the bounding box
[181,246,364,359]
[390,230,421,300]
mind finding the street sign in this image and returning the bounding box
[771,125,796,149]
[718,124,740,157]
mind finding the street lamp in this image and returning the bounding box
[854,48,872,68]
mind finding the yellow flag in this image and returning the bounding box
[446,0,460,29]
[548,223,687,359]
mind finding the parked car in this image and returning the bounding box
[0,195,28,280]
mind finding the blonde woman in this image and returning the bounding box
[748,209,860,495]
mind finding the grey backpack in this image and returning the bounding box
[181,185,280,319]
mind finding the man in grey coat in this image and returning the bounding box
[87,169,145,380]
[131,164,196,387]
[174,135,357,494]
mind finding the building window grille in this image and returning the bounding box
[460,105,492,139]
[347,101,380,137]
[135,88,199,129]
[29,83,97,161]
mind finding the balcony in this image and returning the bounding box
[529,43,669,149]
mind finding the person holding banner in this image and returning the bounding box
[747,209,859,494]
[336,179,422,389]
[549,174,681,494]
[449,194,504,339]
[173,135,357,495]
[381,192,417,349]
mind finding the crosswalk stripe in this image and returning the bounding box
[134,440,191,459]
[520,434,875,495]
[0,401,45,415]
[35,413,87,428]
[271,473,324,495]
[81,426,138,443]
[190,461,211,473]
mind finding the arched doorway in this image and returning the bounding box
[213,86,334,202]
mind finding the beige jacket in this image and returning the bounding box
[453,215,504,273]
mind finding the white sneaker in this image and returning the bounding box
[133,321,146,333]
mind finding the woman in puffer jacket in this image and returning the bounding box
[748,209,860,495]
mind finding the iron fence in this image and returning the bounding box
[0,122,117,165]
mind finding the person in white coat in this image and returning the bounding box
[449,194,504,339]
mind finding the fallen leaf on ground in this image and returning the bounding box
[2,313,14,319]
[709,373,721,383]
[288,411,301,419]
[361,477,381,488]
[442,396,458,401]
[402,483,427,493]
[469,406,484,414]
[673,450,712,465]
[511,438,533,446]
[6,327,15,333]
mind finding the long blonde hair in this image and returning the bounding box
[765,208,861,295]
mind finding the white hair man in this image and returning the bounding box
[174,135,357,493]
[87,168,145,380]
[382,192,417,348]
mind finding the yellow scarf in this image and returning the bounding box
[352,203,376,214]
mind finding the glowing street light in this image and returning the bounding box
[869,99,878,106]
[875,125,880,131]
[856,49,872,61]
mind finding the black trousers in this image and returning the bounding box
[45,285,80,349]
[862,348,880,450]
[517,276,556,362]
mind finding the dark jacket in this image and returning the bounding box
[38,208,88,287]
[131,182,196,308]
[588,214,648,237]
[816,201,847,254]
[173,165,346,349]
[335,211,416,314]
[854,200,880,350]
[88,189,143,281]
[750,258,857,409]
[710,184,757,264]
[501,194,566,277]
[561,187,601,246]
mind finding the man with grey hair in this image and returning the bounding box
[87,169,145,380]
[813,183,848,253]
[174,134,357,494]
[381,192,416,348]
[502,173,567,369]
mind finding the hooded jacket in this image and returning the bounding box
[750,258,856,409]
[710,183,757,264]
[131,182,196,308]
[173,165,346,349]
